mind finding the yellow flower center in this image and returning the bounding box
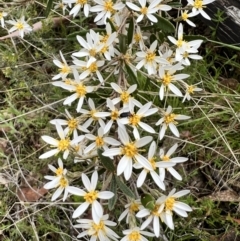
[182,11,189,20]
[0,13,3,18]
[183,52,189,58]
[60,64,71,74]
[64,78,73,85]
[89,48,96,56]
[95,136,105,147]
[92,220,105,234]
[193,0,203,9]
[76,83,87,97]
[59,177,68,188]
[165,197,175,211]
[129,231,141,241]
[151,204,161,216]
[120,91,130,103]
[162,74,173,86]
[16,22,24,30]
[187,85,195,94]
[134,34,141,43]
[55,167,64,176]
[90,109,98,120]
[149,157,156,170]
[84,190,99,203]
[101,34,109,43]
[77,0,87,4]
[164,113,177,125]
[104,1,114,12]
[140,7,148,15]
[111,110,119,120]
[146,52,156,63]
[58,138,70,151]
[162,155,170,161]
[101,45,108,53]
[89,62,98,73]
[129,114,141,126]
[176,38,185,48]
[121,143,137,158]
[67,119,78,131]
[129,202,140,212]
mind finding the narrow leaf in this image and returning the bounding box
[45,0,54,17]
[108,175,117,210]
[115,175,135,199]
[119,34,128,54]
[128,18,134,45]
[125,64,137,84]
[98,149,115,172]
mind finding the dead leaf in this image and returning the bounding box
[17,186,47,202]
[205,190,240,202]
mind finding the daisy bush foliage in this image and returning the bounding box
[1,0,215,239]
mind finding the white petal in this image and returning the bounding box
[82,172,92,191]
[72,202,89,218]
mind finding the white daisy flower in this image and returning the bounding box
[187,0,215,20]
[119,101,158,140]
[118,199,143,223]
[134,141,175,190]
[54,1,68,15]
[159,143,188,181]
[52,51,72,80]
[168,23,203,61]
[158,63,189,100]
[84,127,121,154]
[135,40,169,75]
[44,158,72,201]
[73,57,105,83]
[102,127,153,180]
[90,0,125,24]
[126,0,162,23]
[53,69,95,112]
[72,30,103,62]
[39,122,85,159]
[99,23,117,60]
[158,188,192,230]
[50,109,89,136]
[0,11,8,28]
[75,214,120,240]
[68,171,114,223]
[131,25,147,50]
[156,105,190,140]
[181,10,198,27]
[121,227,155,241]
[182,83,202,102]
[104,98,125,134]
[7,16,32,39]
[79,98,110,129]
[136,197,165,237]
[110,83,142,112]
[64,0,91,17]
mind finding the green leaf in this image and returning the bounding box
[153,14,175,33]
[98,149,115,172]
[45,0,54,17]
[141,194,155,210]
[128,18,134,45]
[125,64,137,84]
[119,34,128,54]
[114,175,135,199]
[108,175,117,210]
